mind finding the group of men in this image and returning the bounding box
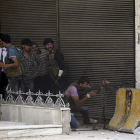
[0,34,65,97]
[0,33,109,129]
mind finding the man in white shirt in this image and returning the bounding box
[0,34,3,60]
[0,33,8,99]
[0,34,7,63]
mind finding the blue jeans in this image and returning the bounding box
[70,106,90,128]
[71,106,90,123]
[70,113,80,128]
[8,77,21,92]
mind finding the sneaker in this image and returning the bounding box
[83,119,97,124]
[90,118,97,123]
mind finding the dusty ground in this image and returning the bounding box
[2,124,140,140]
[2,129,140,140]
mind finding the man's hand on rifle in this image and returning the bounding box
[55,76,60,84]
[55,70,63,84]
[33,73,37,78]
[88,90,97,97]
[100,79,110,94]
[102,79,110,85]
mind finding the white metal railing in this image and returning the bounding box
[2,89,69,108]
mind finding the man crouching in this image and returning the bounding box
[64,76,109,128]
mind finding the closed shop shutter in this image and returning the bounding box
[59,0,135,119]
[0,0,57,48]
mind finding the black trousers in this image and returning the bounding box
[0,71,8,99]
[34,74,49,94]
[48,75,66,103]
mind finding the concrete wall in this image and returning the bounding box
[1,104,71,134]
[136,0,140,89]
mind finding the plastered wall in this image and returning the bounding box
[135,0,140,89]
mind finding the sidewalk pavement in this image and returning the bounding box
[2,124,140,140]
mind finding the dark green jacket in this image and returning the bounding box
[5,45,22,78]
[49,49,67,77]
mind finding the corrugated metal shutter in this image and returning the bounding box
[59,0,135,119]
[0,0,57,48]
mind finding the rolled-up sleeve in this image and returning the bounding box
[9,48,18,58]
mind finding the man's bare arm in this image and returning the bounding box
[72,90,97,108]
[72,96,88,108]
[0,57,19,68]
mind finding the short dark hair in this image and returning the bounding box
[31,41,38,47]
[1,34,11,43]
[78,76,90,84]
[21,38,32,46]
[43,38,54,45]
[0,33,4,39]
